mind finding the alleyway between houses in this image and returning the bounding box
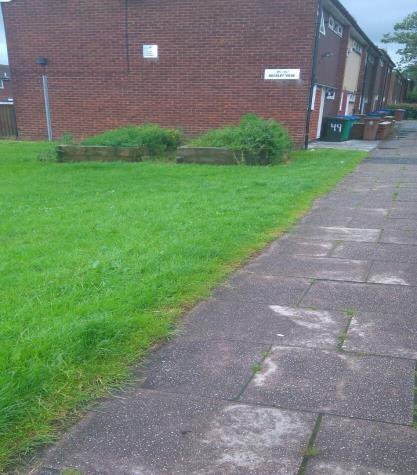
[37,123,417,475]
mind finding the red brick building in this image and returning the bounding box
[0,64,12,103]
[1,0,405,145]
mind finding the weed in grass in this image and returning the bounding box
[0,141,365,470]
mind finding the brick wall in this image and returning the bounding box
[2,0,318,145]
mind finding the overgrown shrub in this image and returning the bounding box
[82,124,181,157]
[405,91,417,103]
[387,103,417,119]
[189,113,292,165]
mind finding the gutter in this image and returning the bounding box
[304,0,322,149]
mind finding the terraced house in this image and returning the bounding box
[1,0,407,145]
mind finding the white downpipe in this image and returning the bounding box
[42,75,53,141]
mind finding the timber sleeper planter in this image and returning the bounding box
[176,146,272,166]
[57,145,143,163]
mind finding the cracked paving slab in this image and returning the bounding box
[241,347,415,424]
[181,299,348,349]
[343,311,417,359]
[367,261,417,286]
[305,415,417,475]
[380,228,417,245]
[212,272,311,306]
[291,225,381,242]
[35,390,316,475]
[140,338,267,399]
[301,281,417,314]
[252,236,334,259]
[331,241,417,262]
[246,255,371,282]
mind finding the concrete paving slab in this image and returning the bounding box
[309,139,380,152]
[300,213,352,227]
[397,191,417,202]
[347,208,389,229]
[382,218,417,232]
[314,196,365,207]
[292,225,381,242]
[36,390,317,475]
[380,228,417,245]
[305,415,417,475]
[344,311,417,359]
[182,300,348,349]
[213,273,311,306]
[253,237,334,259]
[331,241,417,262]
[368,261,417,286]
[301,281,417,314]
[246,256,371,282]
[141,338,266,399]
[241,347,415,424]
[390,207,417,219]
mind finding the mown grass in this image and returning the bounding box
[0,141,365,470]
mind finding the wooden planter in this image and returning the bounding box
[176,147,238,165]
[176,147,273,166]
[57,145,142,163]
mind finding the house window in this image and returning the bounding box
[352,40,362,54]
[320,12,326,35]
[328,16,343,37]
[0,80,4,89]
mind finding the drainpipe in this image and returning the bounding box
[304,0,323,149]
[37,57,53,141]
[42,75,53,141]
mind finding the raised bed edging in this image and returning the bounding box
[57,145,142,163]
[176,146,238,165]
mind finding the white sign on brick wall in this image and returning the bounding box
[264,69,300,80]
[143,44,158,59]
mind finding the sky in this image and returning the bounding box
[340,0,416,65]
[0,1,416,66]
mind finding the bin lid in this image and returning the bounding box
[326,116,349,121]
[337,115,360,120]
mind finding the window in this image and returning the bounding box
[328,16,343,37]
[367,54,375,65]
[0,80,4,90]
[379,59,384,68]
[320,12,326,35]
[352,40,362,54]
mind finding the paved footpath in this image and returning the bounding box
[36,123,417,475]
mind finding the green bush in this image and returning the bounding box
[189,114,292,165]
[387,103,417,119]
[405,91,417,103]
[82,124,181,157]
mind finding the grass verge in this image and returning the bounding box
[0,141,365,470]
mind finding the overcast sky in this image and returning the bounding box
[0,1,416,66]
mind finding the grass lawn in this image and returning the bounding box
[0,141,365,470]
